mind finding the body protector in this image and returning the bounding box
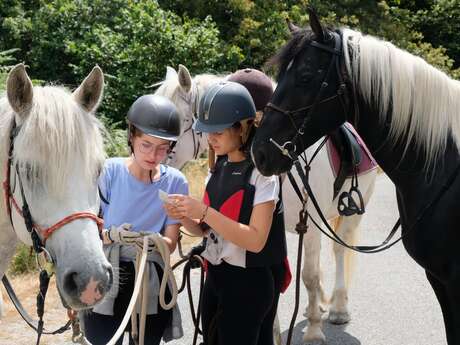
[203,157,287,268]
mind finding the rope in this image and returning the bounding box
[106,234,178,345]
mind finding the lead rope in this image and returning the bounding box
[107,234,178,345]
[285,164,310,345]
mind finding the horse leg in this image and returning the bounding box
[328,215,361,324]
[329,171,376,325]
[301,225,326,344]
[427,270,460,345]
[273,312,281,345]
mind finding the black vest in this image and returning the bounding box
[203,157,287,268]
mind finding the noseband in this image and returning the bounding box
[2,120,104,255]
[266,31,355,160]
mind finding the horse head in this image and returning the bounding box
[252,9,350,176]
[3,64,112,310]
[154,65,220,169]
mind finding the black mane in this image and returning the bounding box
[266,28,314,80]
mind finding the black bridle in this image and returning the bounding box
[266,31,354,161]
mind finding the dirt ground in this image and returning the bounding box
[0,234,200,345]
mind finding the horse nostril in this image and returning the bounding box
[63,271,79,295]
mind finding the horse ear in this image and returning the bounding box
[286,18,300,34]
[7,63,34,116]
[165,66,178,81]
[178,64,192,93]
[308,7,326,42]
[73,66,104,113]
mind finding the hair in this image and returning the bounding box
[268,26,460,167]
[0,86,105,197]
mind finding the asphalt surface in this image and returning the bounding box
[168,174,446,345]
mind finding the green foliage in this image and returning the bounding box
[100,115,129,157]
[415,0,460,68]
[8,244,37,275]
[0,0,226,125]
[0,0,459,136]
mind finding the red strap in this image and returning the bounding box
[280,256,292,293]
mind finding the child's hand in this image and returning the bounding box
[163,194,185,220]
[171,195,208,221]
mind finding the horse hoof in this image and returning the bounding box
[328,310,351,324]
[303,328,326,344]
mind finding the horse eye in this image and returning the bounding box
[298,72,314,85]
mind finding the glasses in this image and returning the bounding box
[137,141,171,157]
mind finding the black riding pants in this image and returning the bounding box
[82,261,172,345]
[201,261,285,345]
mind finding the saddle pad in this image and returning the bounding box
[327,122,378,177]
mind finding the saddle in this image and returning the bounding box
[328,124,363,199]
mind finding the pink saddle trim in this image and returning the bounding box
[327,122,378,178]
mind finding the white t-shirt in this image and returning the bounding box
[201,168,279,268]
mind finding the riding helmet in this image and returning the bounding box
[227,68,274,111]
[193,81,256,133]
[127,94,181,141]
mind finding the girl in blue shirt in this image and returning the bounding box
[83,95,188,345]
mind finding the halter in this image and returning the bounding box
[167,81,203,163]
[266,31,356,160]
[2,119,104,254]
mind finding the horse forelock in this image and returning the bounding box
[267,28,316,81]
[343,28,460,166]
[155,73,222,122]
[1,86,105,196]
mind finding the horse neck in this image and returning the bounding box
[353,96,460,195]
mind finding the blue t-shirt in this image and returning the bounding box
[99,157,189,233]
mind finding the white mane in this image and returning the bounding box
[342,28,460,164]
[0,86,105,196]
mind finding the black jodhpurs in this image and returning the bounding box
[83,261,172,345]
[201,261,285,345]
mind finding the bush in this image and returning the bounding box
[1,0,227,124]
[8,244,37,276]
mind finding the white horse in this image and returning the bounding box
[155,65,378,343]
[0,64,112,312]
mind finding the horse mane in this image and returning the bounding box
[343,28,460,165]
[269,26,460,165]
[0,86,105,196]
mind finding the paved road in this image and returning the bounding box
[170,174,446,345]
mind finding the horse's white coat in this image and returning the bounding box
[0,65,112,311]
[155,66,378,343]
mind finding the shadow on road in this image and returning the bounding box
[281,319,361,345]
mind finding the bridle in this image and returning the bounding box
[2,119,104,255]
[266,30,356,161]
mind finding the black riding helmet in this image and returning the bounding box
[193,81,256,133]
[127,94,181,142]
